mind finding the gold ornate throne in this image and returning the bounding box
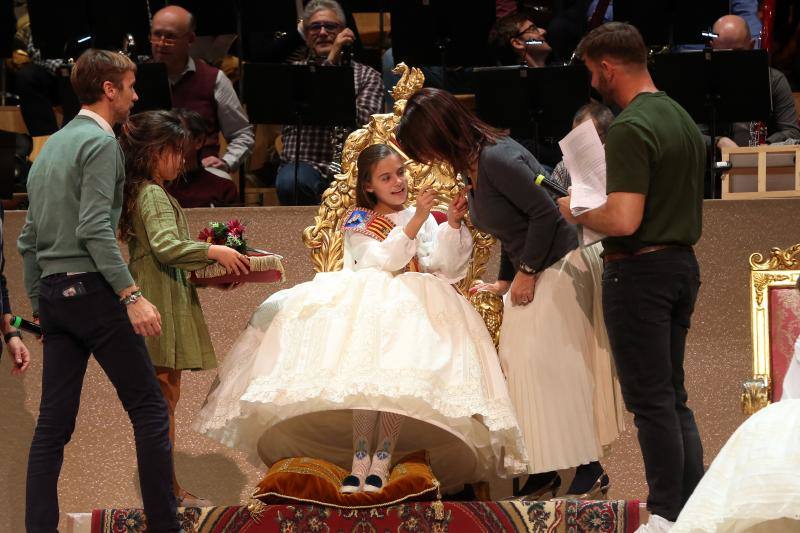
[302,64,503,346]
[743,243,800,413]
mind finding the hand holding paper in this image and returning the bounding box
[558,120,608,245]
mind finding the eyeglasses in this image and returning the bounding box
[515,24,543,38]
[306,21,343,34]
[149,30,190,47]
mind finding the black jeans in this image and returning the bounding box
[26,273,179,532]
[602,248,704,522]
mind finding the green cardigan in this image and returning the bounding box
[128,183,216,370]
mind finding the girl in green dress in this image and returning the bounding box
[118,110,250,506]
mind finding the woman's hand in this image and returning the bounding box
[447,190,468,229]
[208,245,250,276]
[509,271,537,306]
[469,280,510,296]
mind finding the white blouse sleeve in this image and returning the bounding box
[417,216,473,283]
[344,226,417,272]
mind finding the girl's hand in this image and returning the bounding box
[469,280,510,296]
[208,245,250,276]
[509,271,537,306]
[413,187,437,220]
[447,190,468,229]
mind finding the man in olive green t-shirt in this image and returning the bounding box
[559,23,705,532]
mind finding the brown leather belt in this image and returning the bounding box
[603,244,692,264]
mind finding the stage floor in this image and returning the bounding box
[2,198,798,531]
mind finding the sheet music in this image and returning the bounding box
[559,119,608,246]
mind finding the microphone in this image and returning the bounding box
[535,174,568,198]
[11,315,42,337]
[341,44,352,66]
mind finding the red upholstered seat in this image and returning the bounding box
[768,286,800,400]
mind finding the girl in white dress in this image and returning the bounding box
[194,144,527,493]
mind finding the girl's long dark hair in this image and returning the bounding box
[395,87,503,177]
[118,110,188,239]
[355,143,399,209]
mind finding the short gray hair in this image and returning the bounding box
[303,0,346,27]
[573,102,615,142]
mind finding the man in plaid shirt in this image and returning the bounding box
[277,0,383,205]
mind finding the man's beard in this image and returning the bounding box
[596,75,614,106]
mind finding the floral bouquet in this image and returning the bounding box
[190,219,285,285]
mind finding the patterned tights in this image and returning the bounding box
[350,410,404,483]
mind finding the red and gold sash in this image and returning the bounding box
[341,206,420,272]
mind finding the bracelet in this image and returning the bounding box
[121,290,143,306]
[4,331,22,343]
[518,261,537,275]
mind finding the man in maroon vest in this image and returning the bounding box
[150,5,255,207]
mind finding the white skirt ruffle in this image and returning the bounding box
[194,269,528,490]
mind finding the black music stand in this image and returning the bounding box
[29,0,154,58]
[614,0,727,47]
[389,0,495,85]
[243,63,357,205]
[650,49,771,198]
[473,65,591,160]
[130,63,172,114]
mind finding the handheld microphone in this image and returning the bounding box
[11,315,42,337]
[535,174,568,198]
[341,44,352,66]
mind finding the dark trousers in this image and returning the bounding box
[601,248,704,522]
[275,161,328,206]
[26,273,179,533]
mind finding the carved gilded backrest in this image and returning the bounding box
[744,243,800,413]
[302,64,503,345]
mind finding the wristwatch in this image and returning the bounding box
[4,331,22,344]
[518,261,537,275]
[121,290,143,306]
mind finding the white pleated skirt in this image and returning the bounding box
[499,246,624,473]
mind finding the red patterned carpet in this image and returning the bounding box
[91,499,640,532]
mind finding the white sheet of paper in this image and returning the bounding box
[559,120,608,246]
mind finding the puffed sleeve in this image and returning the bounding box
[344,227,417,272]
[417,216,473,283]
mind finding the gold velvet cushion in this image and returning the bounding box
[253,450,440,508]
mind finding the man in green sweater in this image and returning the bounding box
[18,49,180,532]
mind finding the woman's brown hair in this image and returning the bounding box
[355,143,400,209]
[118,110,189,239]
[395,87,502,177]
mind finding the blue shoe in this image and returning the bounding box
[363,474,384,493]
[340,475,363,493]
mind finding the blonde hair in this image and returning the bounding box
[70,49,136,105]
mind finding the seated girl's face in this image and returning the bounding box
[366,153,408,208]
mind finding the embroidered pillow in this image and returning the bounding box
[253,450,439,508]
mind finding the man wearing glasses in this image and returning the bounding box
[276,0,383,205]
[488,11,553,67]
[150,5,255,208]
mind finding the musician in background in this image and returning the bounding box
[488,11,553,67]
[149,5,255,207]
[710,14,800,149]
[276,0,382,206]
